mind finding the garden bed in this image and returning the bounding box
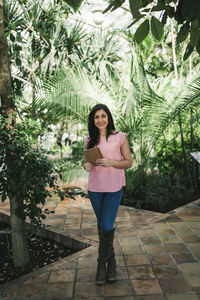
[0,222,79,284]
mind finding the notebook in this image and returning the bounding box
[84,147,103,165]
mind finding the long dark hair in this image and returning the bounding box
[87,103,115,149]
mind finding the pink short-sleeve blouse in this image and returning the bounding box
[85,132,126,192]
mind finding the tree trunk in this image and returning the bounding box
[0,0,14,121]
[0,0,30,267]
[10,195,30,267]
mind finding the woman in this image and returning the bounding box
[84,103,132,285]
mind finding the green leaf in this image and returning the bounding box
[9,22,16,30]
[181,0,200,22]
[10,33,15,42]
[190,19,200,47]
[151,16,164,41]
[16,57,22,66]
[103,0,125,13]
[134,19,150,44]
[27,10,34,20]
[196,38,200,55]
[161,11,168,25]
[165,5,175,18]
[17,35,22,43]
[177,23,189,43]
[62,0,84,11]
[183,43,194,60]
[129,0,142,20]
[151,3,166,11]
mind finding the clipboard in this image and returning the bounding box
[84,147,103,165]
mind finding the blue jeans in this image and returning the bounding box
[88,189,122,232]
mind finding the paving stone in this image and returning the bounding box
[74,297,104,300]
[139,236,162,245]
[65,217,81,224]
[156,228,176,236]
[104,279,133,296]
[74,296,105,300]
[167,222,189,230]
[81,222,97,229]
[124,255,150,266]
[194,252,200,260]
[179,234,200,243]
[149,254,174,265]
[180,216,200,223]
[166,293,199,299]
[172,252,198,264]
[136,229,157,236]
[16,283,45,299]
[135,295,166,300]
[152,264,180,278]
[115,255,126,266]
[76,268,96,282]
[164,243,188,253]
[120,237,140,246]
[165,215,182,222]
[48,269,75,282]
[23,271,49,284]
[187,243,200,252]
[122,245,144,255]
[131,279,162,295]
[159,277,192,293]
[45,282,73,298]
[105,297,134,300]
[116,266,129,280]
[152,223,171,230]
[128,266,155,279]
[74,282,104,298]
[64,223,81,229]
[178,263,200,276]
[159,235,183,244]
[186,276,200,288]
[194,287,200,293]
[144,245,166,255]
[77,255,98,267]
[1,285,18,300]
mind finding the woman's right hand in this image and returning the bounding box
[84,162,93,172]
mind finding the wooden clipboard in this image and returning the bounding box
[84,147,103,165]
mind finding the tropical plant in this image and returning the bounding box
[0,0,84,268]
[102,0,200,59]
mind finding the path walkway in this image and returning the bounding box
[0,191,200,299]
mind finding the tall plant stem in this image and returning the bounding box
[190,108,197,188]
[170,19,178,81]
[178,112,193,188]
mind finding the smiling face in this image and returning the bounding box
[94,109,109,132]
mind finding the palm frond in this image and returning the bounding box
[35,67,116,121]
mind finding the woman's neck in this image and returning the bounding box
[99,129,107,137]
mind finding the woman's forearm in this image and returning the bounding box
[110,159,132,169]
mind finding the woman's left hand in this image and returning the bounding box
[96,158,112,167]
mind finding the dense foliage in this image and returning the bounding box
[0,116,66,227]
[1,0,200,218]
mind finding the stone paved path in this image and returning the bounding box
[0,192,200,300]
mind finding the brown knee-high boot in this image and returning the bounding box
[106,228,116,282]
[96,225,107,285]
[96,226,116,284]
